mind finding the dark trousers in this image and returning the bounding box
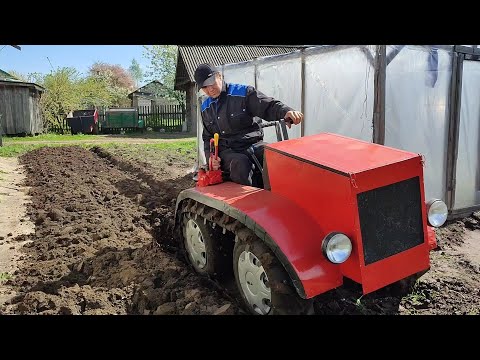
[219,142,265,187]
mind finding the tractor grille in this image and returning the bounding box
[357,177,424,266]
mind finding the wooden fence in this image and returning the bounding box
[48,105,186,134]
[138,105,185,132]
[49,118,71,134]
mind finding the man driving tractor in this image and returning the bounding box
[194,63,304,188]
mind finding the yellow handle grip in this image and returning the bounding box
[214,133,219,147]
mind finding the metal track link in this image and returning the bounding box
[180,199,251,241]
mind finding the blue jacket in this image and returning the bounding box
[201,81,293,158]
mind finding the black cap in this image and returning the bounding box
[194,63,219,88]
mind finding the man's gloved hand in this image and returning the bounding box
[285,110,304,128]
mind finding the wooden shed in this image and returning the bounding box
[0,70,44,135]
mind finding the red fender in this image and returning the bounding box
[176,182,343,299]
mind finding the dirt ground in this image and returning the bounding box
[0,158,35,305]
[0,145,479,315]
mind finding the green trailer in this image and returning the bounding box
[101,108,144,133]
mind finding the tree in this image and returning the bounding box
[89,62,135,90]
[88,62,135,107]
[36,67,82,131]
[7,70,42,83]
[142,45,185,106]
[128,58,143,88]
[77,76,114,109]
[7,70,28,82]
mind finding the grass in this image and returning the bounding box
[5,133,95,142]
[400,280,433,313]
[3,132,194,142]
[0,143,63,157]
[354,295,369,314]
[99,140,196,152]
[405,292,427,306]
[0,143,65,157]
[0,138,197,157]
[0,272,13,282]
[103,141,197,166]
[1,131,197,157]
[468,307,480,315]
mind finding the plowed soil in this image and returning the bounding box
[1,146,479,315]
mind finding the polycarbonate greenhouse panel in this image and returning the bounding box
[222,64,255,87]
[384,45,452,203]
[303,46,374,142]
[454,60,480,209]
[256,54,302,142]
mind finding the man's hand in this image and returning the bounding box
[211,156,221,170]
[285,110,304,128]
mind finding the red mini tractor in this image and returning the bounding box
[174,120,447,315]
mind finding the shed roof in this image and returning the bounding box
[0,69,45,92]
[128,80,164,99]
[174,45,306,90]
[0,69,17,81]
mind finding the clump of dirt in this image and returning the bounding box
[462,211,480,231]
[0,146,240,315]
[435,219,468,249]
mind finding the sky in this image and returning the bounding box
[0,45,151,84]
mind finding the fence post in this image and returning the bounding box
[182,104,187,132]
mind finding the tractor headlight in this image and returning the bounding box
[427,199,448,227]
[322,232,352,264]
